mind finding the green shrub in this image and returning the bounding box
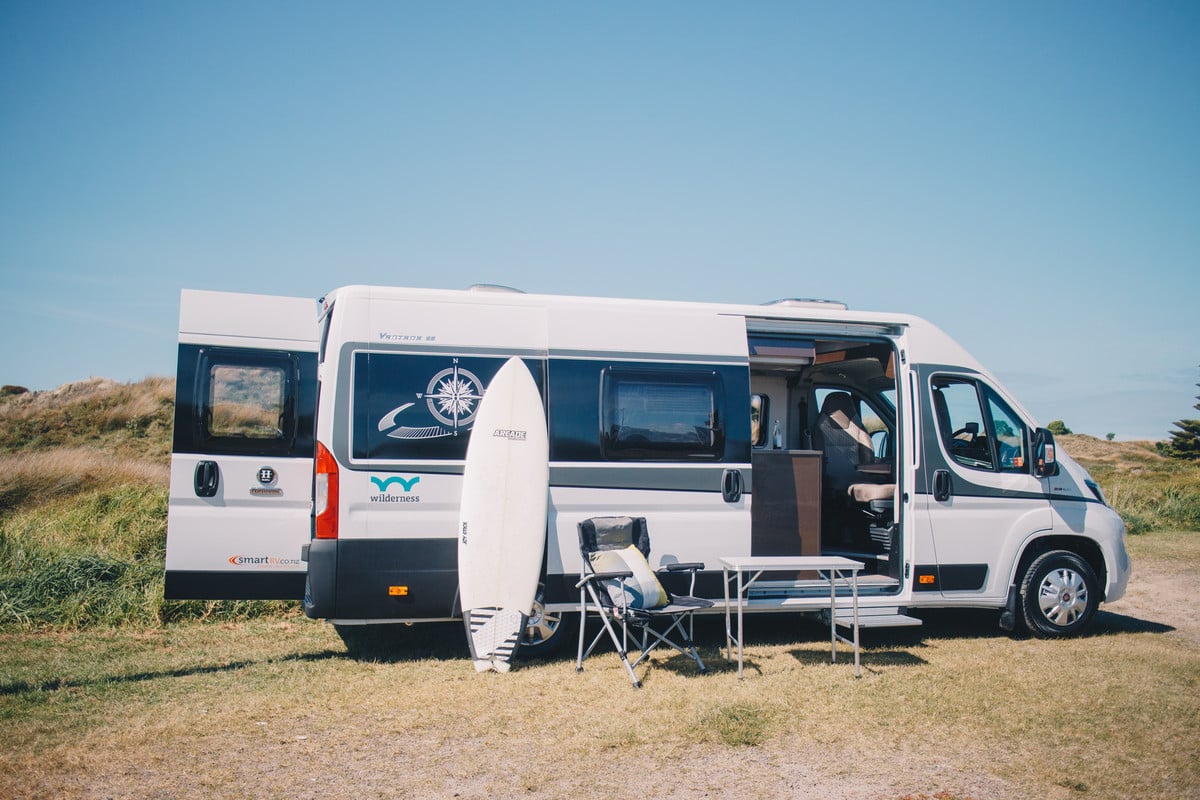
[1094,467,1200,534]
[0,484,296,630]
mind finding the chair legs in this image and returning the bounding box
[632,614,708,675]
[577,583,643,688]
[576,583,707,688]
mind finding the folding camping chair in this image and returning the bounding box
[575,516,712,688]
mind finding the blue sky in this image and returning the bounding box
[1,1,1196,440]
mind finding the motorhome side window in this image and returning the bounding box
[932,377,1028,473]
[351,353,539,461]
[813,387,892,458]
[193,350,299,455]
[208,365,286,439]
[600,368,724,460]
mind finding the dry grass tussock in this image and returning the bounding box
[0,447,167,511]
[1058,433,1166,470]
[0,376,174,463]
[1059,435,1200,534]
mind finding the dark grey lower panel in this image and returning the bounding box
[327,538,460,620]
[912,563,989,592]
[164,571,306,600]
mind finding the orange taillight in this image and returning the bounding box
[314,441,339,540]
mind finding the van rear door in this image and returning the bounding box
[164,290,319,600]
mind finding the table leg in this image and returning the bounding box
[736,568,745,679]
[829,569,837,664]
[723,566,732,664]
[852,569,861,678]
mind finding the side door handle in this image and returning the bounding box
[721,468,743,503]
[933,469,951,502]
[194,460,220,498]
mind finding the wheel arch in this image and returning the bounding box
[1013,535,1108,599]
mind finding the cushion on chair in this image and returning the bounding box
[589,545,669,609]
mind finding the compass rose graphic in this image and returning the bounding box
[421,361,484,432]
[376,359,487,440]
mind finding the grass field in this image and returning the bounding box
[1,531,1197,800]
[2,379,1199,798]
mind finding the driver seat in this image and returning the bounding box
[811,392,895,546]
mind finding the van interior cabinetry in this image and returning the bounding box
[750,450,822,557]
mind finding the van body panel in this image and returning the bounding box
[168,284,1131,636]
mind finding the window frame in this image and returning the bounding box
[194,348,300,457]
[931,375,1030,475]
[598,367,725,461]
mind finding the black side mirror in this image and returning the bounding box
[1032,427,1059,478]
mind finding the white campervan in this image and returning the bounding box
[165,285,1130,651]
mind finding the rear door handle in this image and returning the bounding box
[722,469,743,503]
[194,460,220,498]
[933,469,951,502]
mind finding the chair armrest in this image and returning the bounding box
[661,562,705,572]
[574,570,634,589]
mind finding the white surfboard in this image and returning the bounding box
[457,357,549,672]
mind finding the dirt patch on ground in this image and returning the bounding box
[1101,547,1200,646]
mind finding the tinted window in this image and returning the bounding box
[814,387,889,436]
[932,377,1028,473]
[600,368,724,460]
[352,353,543,461]
[986,388,1028,472]
[208,364,286,439]
[193,349,303,456]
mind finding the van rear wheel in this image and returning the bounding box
[1020,550,1099,638]
[520,584,574,657]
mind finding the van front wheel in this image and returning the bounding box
[1020,550,1099,638]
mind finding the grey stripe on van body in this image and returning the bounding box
[910,486,1065,502]
[335,460,738,494]
[551,464,741,493]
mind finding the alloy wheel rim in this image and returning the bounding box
[1037,567,1088,626]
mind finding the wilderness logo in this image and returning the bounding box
[369,475,422,504]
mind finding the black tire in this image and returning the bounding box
[1019,550,1100,638]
